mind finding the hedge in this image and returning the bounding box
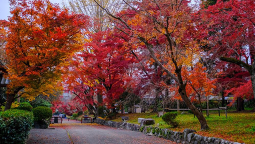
[30,97,52,108]
[16,102,33,111]
[33,106,52,126]
[162,112,179,128]
[0,109,34,144]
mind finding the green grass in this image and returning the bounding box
[111,112,255,144]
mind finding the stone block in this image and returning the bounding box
[214,138,221,144]
[140,118,155,126]
[187,133,195,143]
[183,129,196,141]
[158,111,164,117]
[121,116,129,121]
[138,118,144,123]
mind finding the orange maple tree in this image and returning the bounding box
[2,0,88,110]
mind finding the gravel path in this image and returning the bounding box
[27,119,175,144]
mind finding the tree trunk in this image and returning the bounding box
[4,94,15,111]
[153,87,160,112]
[121,104,124,114]
[178,85,209,130]
[163,89,169,113]
[251,75,255,111]
[97,92,103,105]
[221,89,225,107]
[176,68,209,130]
[236,97,244,111]
[177,99,180,112]
[4,86,24,111]
[251,69,255,100]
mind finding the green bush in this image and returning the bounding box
[0,109,33,144]
[107,112,116,120]
[0,87,6,109]
[97,106,106,117]
[30,97,52,108]
[84,110,89,115]
[139,126,145,132]
[33,106,52,125]
[72,113,78,119]
[77,111,83,116]
[17,102,33,111]
[162,112,178,128]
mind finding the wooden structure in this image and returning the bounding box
[81,116,93,123]
[164,107,228,118]
[51,116,63,124]
[0,61,9,87]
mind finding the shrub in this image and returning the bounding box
[162,112,178,128]
[97,106,106,117]
[72,113,78,119]
[33,106,52,125]
[139,126,145,132]
[107,112,116,120]
[0,109,33,144]
[16,102,33,111]
[84,110,89,115]
[30,97,52,108]
[77,111,83,116]
[0,87,6,109]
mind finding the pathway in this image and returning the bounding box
[26,118,175,144]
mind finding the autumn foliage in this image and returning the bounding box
[2,0,88,109]
[1,0,254,132]
[62,29,138,113]
[197,0,255,102]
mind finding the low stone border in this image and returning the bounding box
[94,119,243,144]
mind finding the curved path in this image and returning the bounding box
[27,119,175,144]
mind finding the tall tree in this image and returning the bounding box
[62,30,137,116]
[95,0,212,130]
[3,0,88,110]
[197,0,255,103]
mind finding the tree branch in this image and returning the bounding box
[220,57,252,73]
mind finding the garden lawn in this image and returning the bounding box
[111,112,255,144]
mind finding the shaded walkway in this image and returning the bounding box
[27,119,175,144]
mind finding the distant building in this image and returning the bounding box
[0,61,9,87]
[62,89,73,104]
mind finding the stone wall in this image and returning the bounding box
[94,119,242,144]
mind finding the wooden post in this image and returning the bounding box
[177,100,180,112]
[206,96,209,117]
[219,107,227,118]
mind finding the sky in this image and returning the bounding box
[0,0,68,20]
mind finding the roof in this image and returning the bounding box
[0,72,9,87]
[208,95,233,101]
[0,60,7,73]
[0,61,9,87]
